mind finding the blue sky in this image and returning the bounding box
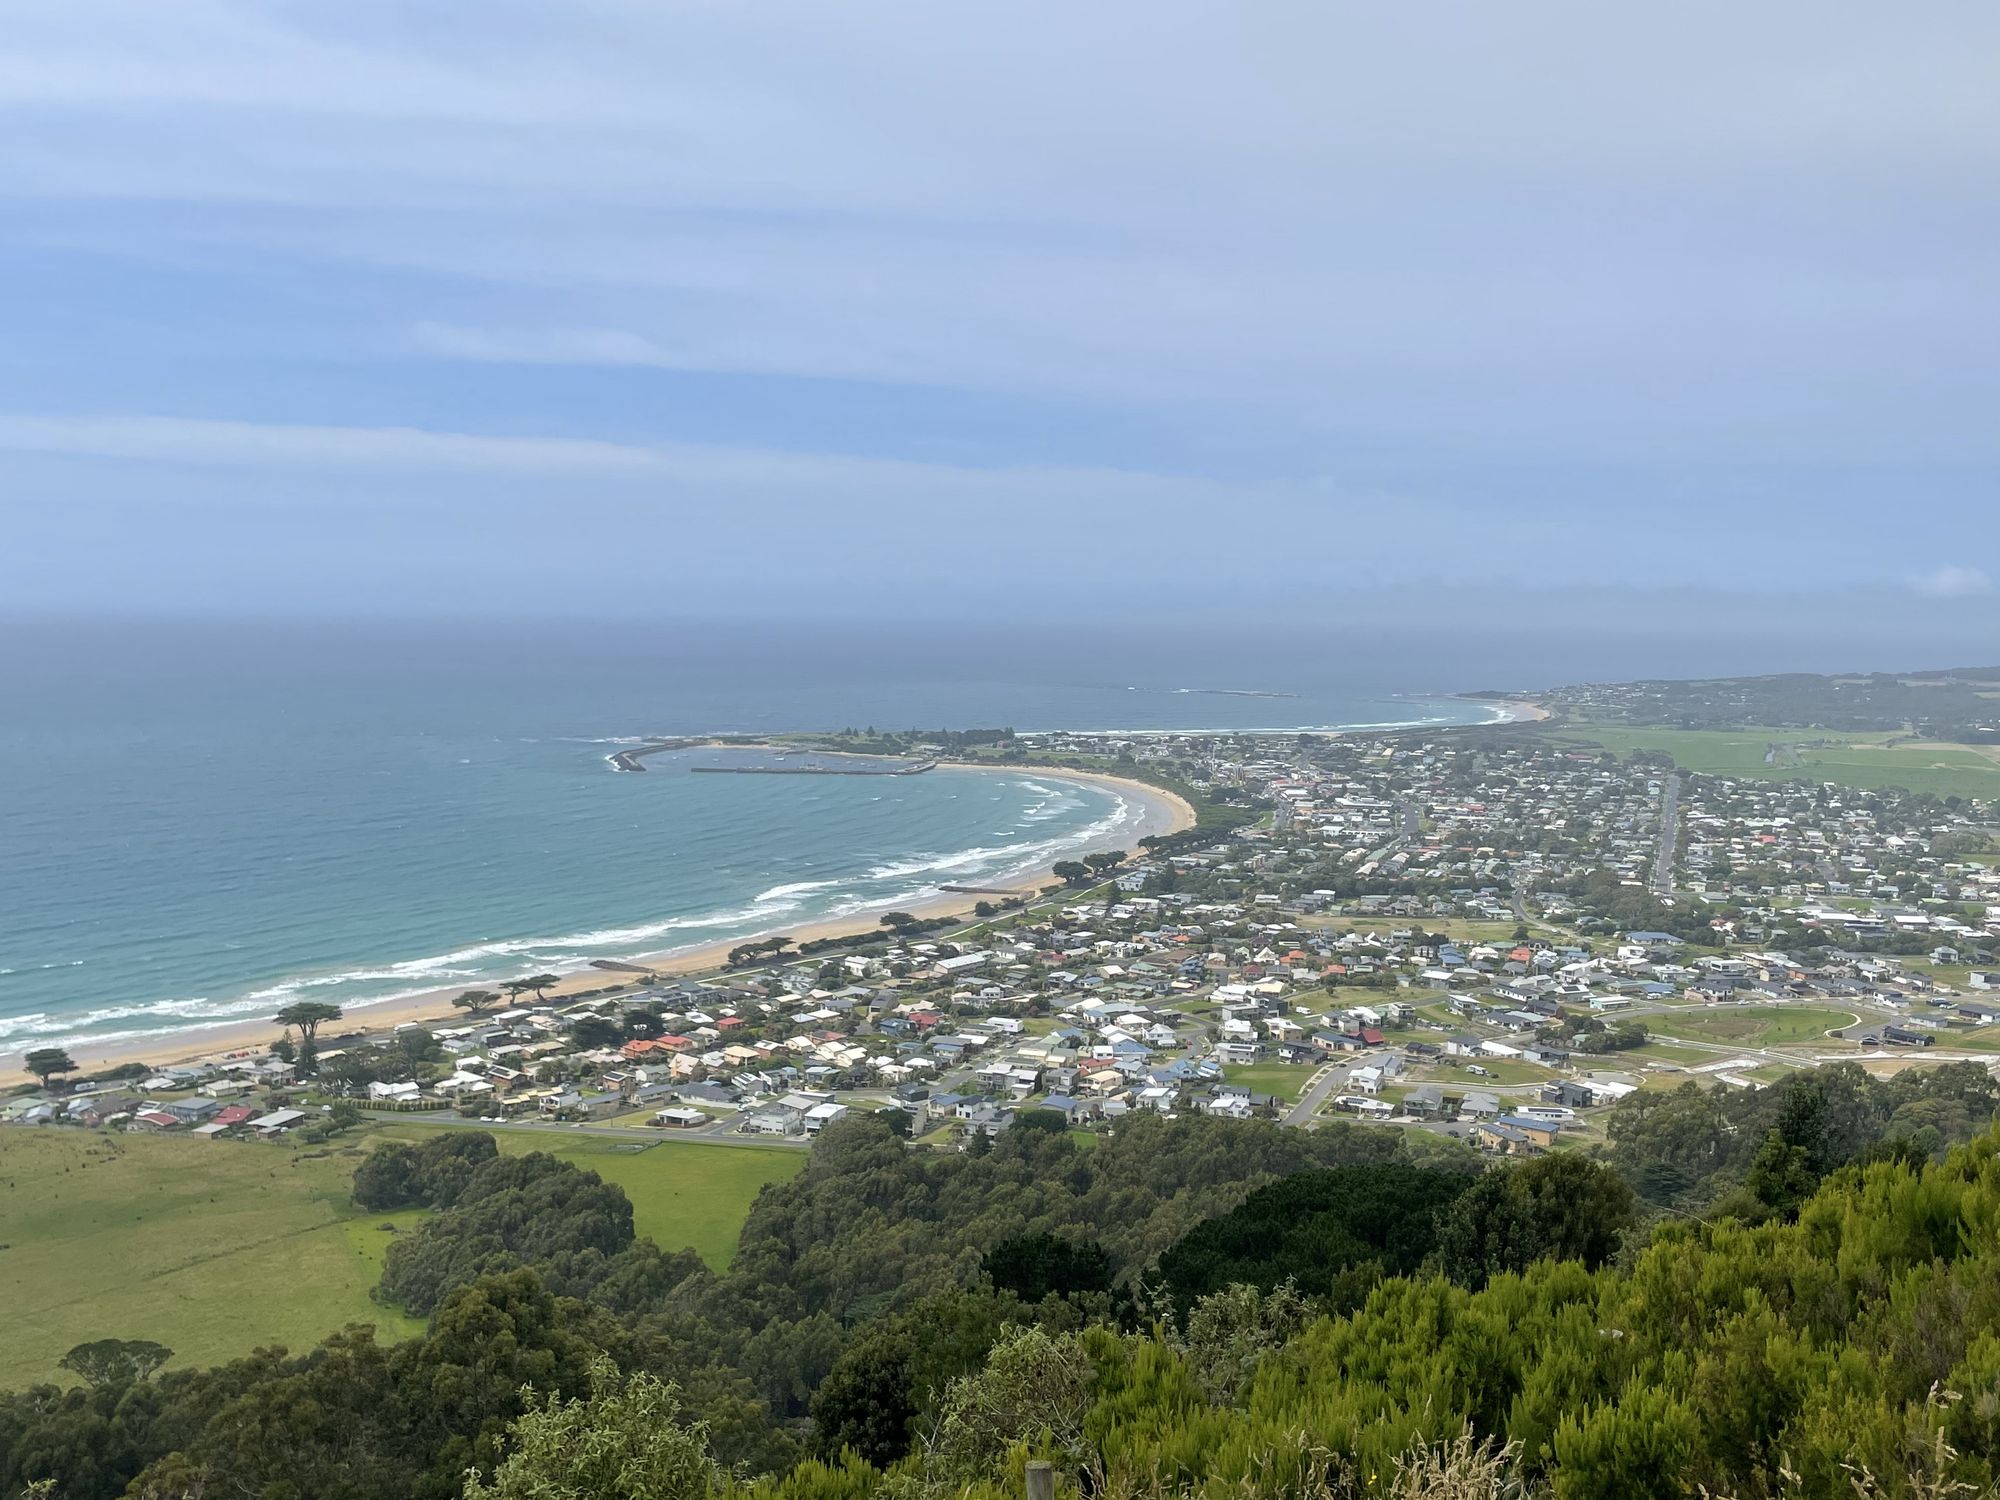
[2,1,1997,635]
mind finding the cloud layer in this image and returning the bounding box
[1,2,1996,624]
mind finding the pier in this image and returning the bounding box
[689,759,936,776]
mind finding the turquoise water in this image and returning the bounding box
[0,618,1494,1059]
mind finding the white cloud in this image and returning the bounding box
[407,323,691,370]
[1908,565,1996,598]
[0,413,662,473]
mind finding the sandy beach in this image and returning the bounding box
[7,765,1194,1085]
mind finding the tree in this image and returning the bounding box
[453,989,503,1016]
[462,1358,719,1500]
[59,1339,173,1388]
[1434,1153,1638,1289]
[353,1131,500,1211]
[983,1232,1112,1303]
[323,1048,386,1094]
[514,974,561,1002]
[1154,1164,1473,1317]
[23,1047,76,1091]
[879,911,920,930]
[928,1326,1094,1481]
[1745,1127,1818,1217]
[1052,860,1091,886]
[273,1000,343,1045]
[1175,1281,1312,1405]
[568,1015,624,1051]
[1083,851,1125,873]
[811,1323,916,1466]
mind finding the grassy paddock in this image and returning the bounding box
[0,1129,426,1390]
[364,1124,804,1269]
[1531,724,2000,800]
[1648,1005,1860,1047]
[0,1123,805,1390]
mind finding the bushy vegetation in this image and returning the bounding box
[15,1085,2000,1500]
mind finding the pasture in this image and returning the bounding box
[1533,724,2000,801]
[0,1129,425,1390]
[1222,1061,1319,1101]
[0,1122,804,1389]
[361,1123,804,1269]
[1648,1005,1859,1047]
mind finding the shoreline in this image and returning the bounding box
[3,765,1195,1085]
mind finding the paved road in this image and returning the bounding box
[1283,1059,1349,1126]
[1651,773,1681,896]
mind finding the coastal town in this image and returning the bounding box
[14,719,1998,1159]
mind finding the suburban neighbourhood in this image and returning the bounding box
[14,718,1999,1163]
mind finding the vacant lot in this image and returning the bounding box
[0,1123,805,1390]
[1223,1061,1319,1101]
[1649,1005,1859,1047]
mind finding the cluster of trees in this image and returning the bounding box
[1552,868,1716,943]
[1553,1015,1649,1054]
[1052,851,1125,886]
[726,937,795,969]
[1604,1060,1997,1211]
[351,1130,500,1210]
[373,1148,704,1317]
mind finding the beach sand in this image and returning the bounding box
[7,765,1194,1084]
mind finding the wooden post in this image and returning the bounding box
[1025,1460,1054,1500]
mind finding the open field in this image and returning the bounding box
[1648,1005,1860,1047]
[0,1123,805,1390]
[365,1124,803,1269]
[1532,724,2000,800]
[1304,916,1530,945]
[1223,1061,1320,1101]
[1422,1057,1555,1087]
[0,1130,427,1390]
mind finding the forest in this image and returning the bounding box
[6,1066,2000,1500]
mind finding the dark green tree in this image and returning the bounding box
[58,1339,174,1388]
[1434,1153,1638,1289]
[810,1323,916,1466]
[983,1232,1113,1303]
[22,1047,76,1091]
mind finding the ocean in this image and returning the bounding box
[0,617,1501,1062]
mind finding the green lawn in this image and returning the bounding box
[0,1130,427,1390]
[0,1123,805,1391]
[1533,724,2000,801]
[365,1125,804,1270]
[1648,1005,1860,1047]
[1223,1061,1320,1101]
[1424,1057,1554,1087]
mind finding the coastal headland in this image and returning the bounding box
[8,762,1194,1084]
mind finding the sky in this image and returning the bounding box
[2,1,1997,644]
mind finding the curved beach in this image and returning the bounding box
[5,765,1194,1083]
